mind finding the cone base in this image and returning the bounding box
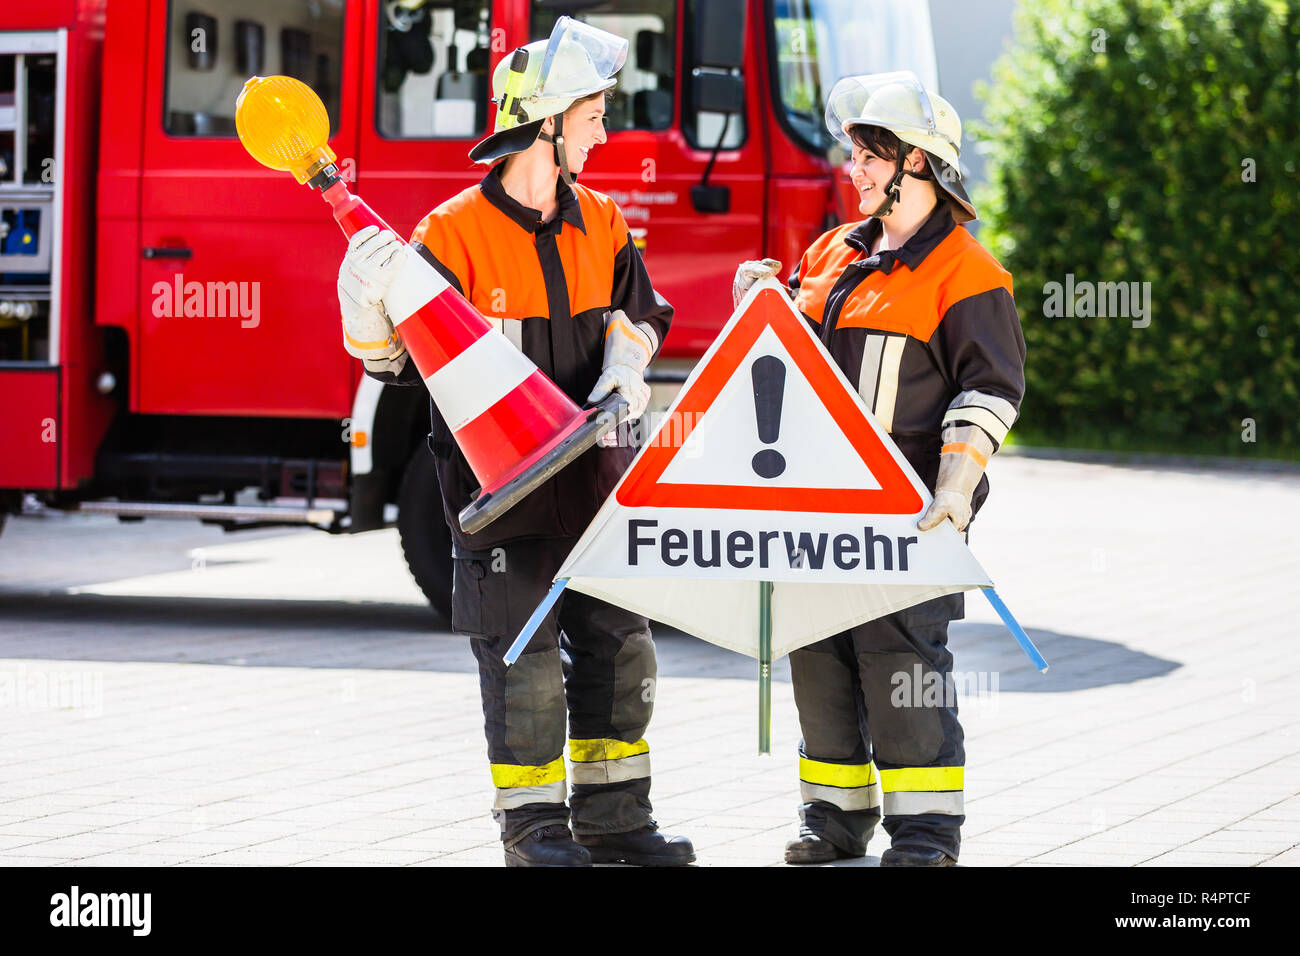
[458,394,629,535]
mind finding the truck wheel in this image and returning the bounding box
[397,445,453,621]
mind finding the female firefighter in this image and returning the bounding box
[335,18,692,868]
[734,72,1026,866]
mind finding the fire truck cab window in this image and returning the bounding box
[376,0,492,139]
[163,0,344,137]
[768,0,937,155]
[531,1,676,133]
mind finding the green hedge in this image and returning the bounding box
[974,0,1300,458]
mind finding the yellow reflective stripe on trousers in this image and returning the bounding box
[490,756,566,789]
[880,766,964,816]
[879,766,963,792]
[568,737,650,763]
[799,757,877,789]
[799,759,880,812]
[568,738,650,785]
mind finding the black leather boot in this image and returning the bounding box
[880,844,957,866]
[784,831,863,864]
[504,825,592,867]
[575,826,695,866]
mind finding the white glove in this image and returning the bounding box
[917,425,995,532]
[339,225,408,369]
[588,310,655,446]
[732,258,782,308]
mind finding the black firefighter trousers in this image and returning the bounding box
[789,592,967,860]
[452,536,658,848]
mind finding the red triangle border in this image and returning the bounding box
[616,288,925,515]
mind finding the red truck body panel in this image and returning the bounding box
[0,1,114,490]
[0,368,59,487]
[4,0,840,492]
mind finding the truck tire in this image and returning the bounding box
[397,445,454,621]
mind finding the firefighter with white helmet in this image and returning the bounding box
[824,71,977,222]
[337,17,691,867]
[735,71,1026,866]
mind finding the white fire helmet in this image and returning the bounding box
[825,70,976,223]
[469,16,627,175]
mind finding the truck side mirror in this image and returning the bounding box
[694,0,746,70]
[687,0,747,214]
[691,71,744,115]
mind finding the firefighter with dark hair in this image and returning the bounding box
[335,17,693,868]
[734,72,1026,866]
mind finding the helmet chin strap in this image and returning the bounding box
[869,153,926,219]
[537,112,574,186]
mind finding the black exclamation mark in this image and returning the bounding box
[751,355,786,479]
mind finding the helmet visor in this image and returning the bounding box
[825,71,940,149]
[537,15,629,100]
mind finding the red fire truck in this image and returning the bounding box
[0,0,937,617]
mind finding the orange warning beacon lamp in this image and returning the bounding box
[235,76,628,534]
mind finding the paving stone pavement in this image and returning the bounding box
[0,455,1297,867]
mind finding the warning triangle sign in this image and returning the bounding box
[500,278,1042,754]
[550,277,993,662]
[499,275,1044,747]
[617,284,924,515]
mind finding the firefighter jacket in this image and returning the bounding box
[789,203,1026,507]
[367,167,673,550]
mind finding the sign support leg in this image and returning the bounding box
[504,578,569,666]
[758,580,773,754]
[981,586,1049,673]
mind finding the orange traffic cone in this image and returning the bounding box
[235,76,627,534]
[323,180,625,533]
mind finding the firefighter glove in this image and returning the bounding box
[588,310,655,445]
[732,258,783,308]
[917,425,994,532]
[339,225,408,368]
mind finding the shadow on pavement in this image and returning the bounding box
[949,622,1180,691]
[651,620,1180,692]
[0,591,439,634]
[0,592,1178,692]
[0,591,470,671]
